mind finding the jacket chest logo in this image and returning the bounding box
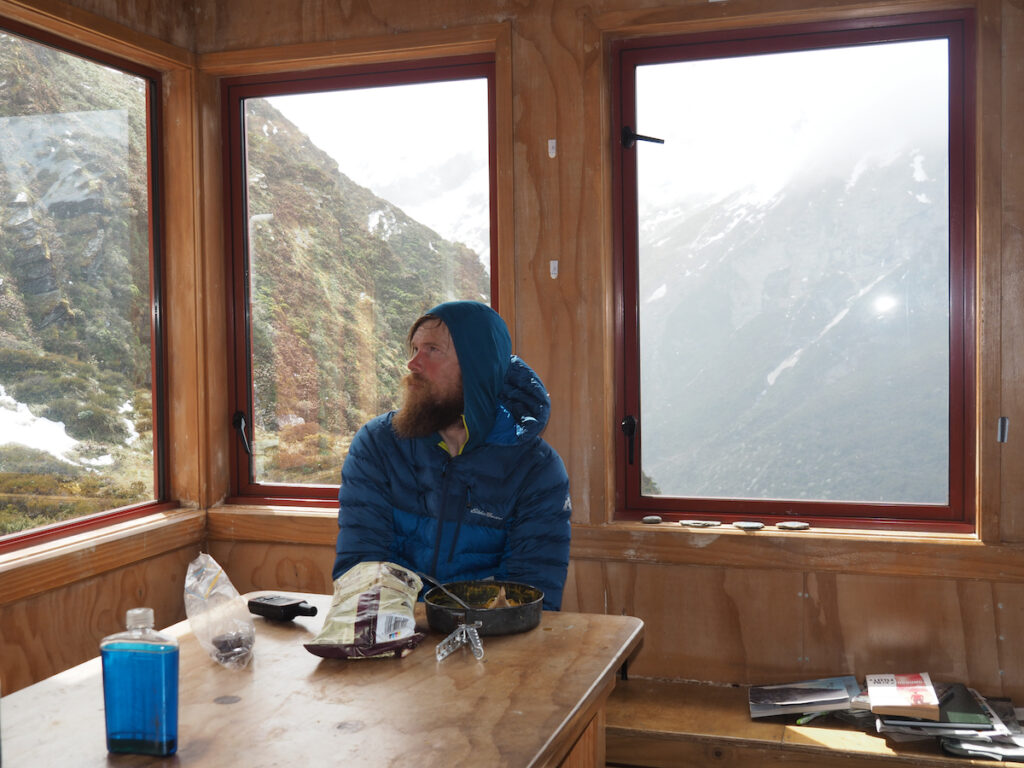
[467,506,502,521]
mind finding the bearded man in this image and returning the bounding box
[332,301,572,610]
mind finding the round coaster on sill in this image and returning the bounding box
[679,520,721,528]
[641,515,663,524]
[732,521,765,531]
[776,521,810,530]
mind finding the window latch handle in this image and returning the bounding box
[621,125,665,149]
[621,415,637,464]
[232,410,252,456]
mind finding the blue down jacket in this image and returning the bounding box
[332,301,572,610]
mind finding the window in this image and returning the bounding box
[613,12,975,529]
[224,56,496,503]
[0,22,165,544]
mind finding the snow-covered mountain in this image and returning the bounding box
[636,144,950,504]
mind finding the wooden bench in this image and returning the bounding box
[606,678,992,767]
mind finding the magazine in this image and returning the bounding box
[749,675,861,718]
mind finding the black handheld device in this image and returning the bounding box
[247,595,319,621]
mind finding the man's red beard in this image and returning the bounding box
[391,373,464,439]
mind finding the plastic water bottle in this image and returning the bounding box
[100,607,179,756]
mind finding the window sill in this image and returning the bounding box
[0,507,205,606]
[25,505,1011,591]
[207,504,337,546]
[207,505,1023,583]
[570,521,1024,583]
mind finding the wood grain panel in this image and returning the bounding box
[992,582,1024,701]
[196,25,505,75]
[1000,0,1024,541]
[196,68,233,507]
[977,0,1005,542]
[162,63,205,507]
[580,562,804,683]
[605,678,989,768]
[48,0,193,49]
[206,540,335,595]
[570,523,1024,582]
[508,6,611,529]
[608,735,930,768]
[0,509,204,604]
[592,0,975,35]
[206,506,336,545]
[559,710,605,768]
[0,0,192,66]
[827,574,975,684]
[956,578,1004,695]
[568,556,1024,699]
[206,508,1024,583]
[562,558,601,614]
[0,546,194,694]
[800,571,851,676]
[4,599,639,768]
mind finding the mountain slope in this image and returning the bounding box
[636,145,950,504]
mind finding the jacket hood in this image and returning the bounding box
[427,301,511,452]
[487,355,552,446]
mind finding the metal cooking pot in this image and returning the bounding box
[424,580,543,636]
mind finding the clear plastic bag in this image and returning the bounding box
[184,552,255,669]
[304,561,425,659]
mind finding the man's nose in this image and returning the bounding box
[408,351,423,372]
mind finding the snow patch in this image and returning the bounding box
[0,385,126,467]
[911,153,930,183]
[766,273,888,387]
[646,284,668,303]
[119,400,139,445]
[0,384,78,464]
[367,208,400,240]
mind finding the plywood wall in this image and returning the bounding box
[0,546,196,692]
[2,0,1022,704]
[185,0,1024,701]
[207,514,1024,702]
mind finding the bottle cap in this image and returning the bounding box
[126,607,154,628]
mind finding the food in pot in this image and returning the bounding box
[484,586,518,609]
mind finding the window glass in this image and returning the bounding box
[233,70,492,490]
[617,16,973,524]
[0,29,158,537]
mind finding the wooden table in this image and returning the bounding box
[1,591,643,767]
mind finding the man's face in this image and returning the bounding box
[391,318,464,438]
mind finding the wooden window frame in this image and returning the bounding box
[222,54,498,506]
[0,16,171,554]
[611,11,977,532]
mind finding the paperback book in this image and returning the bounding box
[866,672,941,721]
[748,675,862,718]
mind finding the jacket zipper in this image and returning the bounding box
[447,484,470,563]
[429,455,453,577]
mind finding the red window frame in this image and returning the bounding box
[612,11,976,532]
[0,19,171,553]
[223,55,498,506]
[0,18,171,555]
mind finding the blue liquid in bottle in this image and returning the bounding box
[100,607,179,756]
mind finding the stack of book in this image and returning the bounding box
[747,675,863,720]
[748,671,1024,759]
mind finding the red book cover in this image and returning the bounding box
[866,672,941,721]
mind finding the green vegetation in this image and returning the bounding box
[243,97,489,485]
[1,34,160,535]
[1,34,489,533]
